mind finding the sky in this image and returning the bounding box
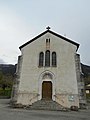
[0,0,90,65]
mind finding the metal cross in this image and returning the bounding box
[46,26,51,30]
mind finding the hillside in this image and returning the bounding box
[0,64,16,76]
[81,63,90,77]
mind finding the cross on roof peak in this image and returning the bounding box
[46,26,51,30]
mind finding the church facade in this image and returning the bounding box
[11,28,86,108]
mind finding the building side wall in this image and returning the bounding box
[11,55,22,103]
[75,54,86,108]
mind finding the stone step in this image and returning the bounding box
[28,100,69,111]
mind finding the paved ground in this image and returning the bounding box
[0,99,90,120]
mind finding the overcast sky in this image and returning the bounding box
[0,0,90,65]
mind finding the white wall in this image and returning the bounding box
[17,32,79,107]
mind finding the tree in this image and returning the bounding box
[0,72,13,90]
[85,75,90,86]
[0,71,3,80]
[0,71,3,88]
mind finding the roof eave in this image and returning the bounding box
[19,30,49,50]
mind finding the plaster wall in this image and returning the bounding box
[16,32,79,107]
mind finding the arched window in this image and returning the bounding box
[46,39,48,43]
[49,38,50,43]
[39,52,44,67]
[46,38,50,43]
[45,50,50,67]
[52,52,57,67]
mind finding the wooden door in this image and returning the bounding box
[42,81,52,100]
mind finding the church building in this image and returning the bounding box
[11,27,86,109]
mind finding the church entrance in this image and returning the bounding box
[42,81,52,100]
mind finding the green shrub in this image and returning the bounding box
[0,88,11,97]
[86,93,90,99]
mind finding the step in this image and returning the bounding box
[28,100,69,111]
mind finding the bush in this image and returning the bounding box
[86,93,90,99]
[0,88,11,97]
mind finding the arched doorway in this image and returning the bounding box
[38,70,55,101]
[42,81,52,100]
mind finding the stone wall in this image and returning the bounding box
[75,54,86,107]
[11,55,22,103]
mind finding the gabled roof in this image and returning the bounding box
[19,29,79,50]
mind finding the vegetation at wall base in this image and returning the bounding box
[0,88,12,98]
[86,94,90,99]
[0,64,15,97]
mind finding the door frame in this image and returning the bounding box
[38,70,55,101]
